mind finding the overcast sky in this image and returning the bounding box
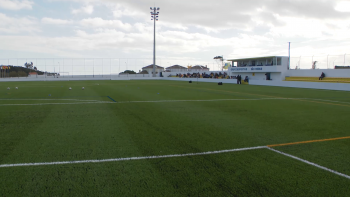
[0,0,350,70]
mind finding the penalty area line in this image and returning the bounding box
[267,147,350,180]
[0,146,266,168]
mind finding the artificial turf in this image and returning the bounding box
[0,80,349,196]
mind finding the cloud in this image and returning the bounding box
[41,17,73,25]
[334,1,350,12]
[72,5,94,15]
[0,0,33,10]
[111,4,146,18]
[80,17,133,31]
[0,13,39,34]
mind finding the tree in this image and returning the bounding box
[24,62,34,69]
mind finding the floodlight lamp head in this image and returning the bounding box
[157,7,160,10]
[150,7,152,10]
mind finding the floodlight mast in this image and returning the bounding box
[214,56,224,71]
[150,7,160,77]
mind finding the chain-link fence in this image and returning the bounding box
[1,54,349,78]
[0,58,225,78]
[290,54,349,69]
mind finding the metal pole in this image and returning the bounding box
[288,42,290,70]
[58,61,60,78]
[152,8,156,77]
[327,54,329,69]
[222,55,223,71]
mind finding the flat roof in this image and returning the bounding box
[227,56,288,61]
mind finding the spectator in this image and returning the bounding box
[244,76,249,83]
[319,72,325,80]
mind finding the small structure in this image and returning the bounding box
[227,56,289,81]
[142,64,164,76]
[165,65,187,73]
[28,72,38,76]
[189,65,210,72]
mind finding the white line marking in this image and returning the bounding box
[0,99,104,102]
[267,147,350,180]
[309,98,350,105]
[111,98,307,104]
[0,98,309,106]
[0,99,82,101]
[0,101,112,106]
[0,146,266,168]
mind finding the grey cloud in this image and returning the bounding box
[99,0,350,30]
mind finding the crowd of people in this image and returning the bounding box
[169,72,250,84]
[175,72,229,79]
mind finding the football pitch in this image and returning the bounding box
[0,80,349,196]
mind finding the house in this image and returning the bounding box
[142,64,164,75]
[28,72,38,76]
[165,65,188,73]
[188,65,210,73]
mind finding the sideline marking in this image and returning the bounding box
[311,99,350,105]
[0,101,112,106]
[267,147,350,180]
[267,136,350,147]
[107,96,117,102]
[170,85,283,99]
[0,146,266,168]
[170,84,350,107]
[292,98,350,108]
[0,98,305,106]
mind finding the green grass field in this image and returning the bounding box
[0,80,350,196]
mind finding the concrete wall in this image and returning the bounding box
[285,69,350,78]
[165,77,237,84]
[163,71,228,77]
[2,74,350,91]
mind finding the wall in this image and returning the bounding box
[163,71,228,77]
[230,72,282,81]
[1,74,350,91]
[165,77,238,84]
[284,69,350,78]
